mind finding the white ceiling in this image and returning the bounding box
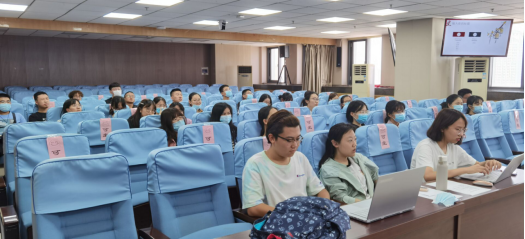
[0,0,523,41]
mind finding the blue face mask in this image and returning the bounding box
[356,114,368,124]
[173,120,185,131]
[473,105,483,114]
[246,94,253,100]
[344,101,351,106]
[394,113,406,123]
[453,105,463,112]
[0,103,11,112]
[192,104,201,110]
[220,115,232,124]
[156,108,165,114]
[225,91,233,98]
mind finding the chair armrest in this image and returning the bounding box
[485,157,511,165]
[137,229,153,239]
[512,151,523,155]
[233,209,257,224]
[149,226,170,239]
[0,177,6,207]
[0,205,19,239]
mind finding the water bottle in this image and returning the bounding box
[436,156,448,191]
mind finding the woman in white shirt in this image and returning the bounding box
[411,108,501,181]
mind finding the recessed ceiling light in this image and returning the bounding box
[322,30,349,34]
[264,26,296,30]
[454,13,497,18]
[377,24,396,28]
[136,0,183,6]
[0,3,27,11]
[317,17,354,23]
[364,9,407,16]
[193,20,219,25]
[104,13,142,19]
[239,8,281,16]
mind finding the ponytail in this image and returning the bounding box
[302,91,316,107]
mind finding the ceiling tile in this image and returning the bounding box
[57,10,105,22]
[0,10,23,18]
[89,17,130,24]
[160,1,220,13]
[368,0,419,8]
[82,0,130,8]
[26,1,78,14]
[289,7,331,14]
[312,2,361,10]
[20,11,63,20]
[427,0,479,7]
[227,0,282,8]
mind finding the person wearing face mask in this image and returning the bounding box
[238,89,254,110]
[319,123,379,204]
[340,95,352,109]
[160,108,185,147]
[60,99,82,117]
[189,92,204,113]
[169,102,192,125]
[345,101,369,128]
[210,102,237,148]
[440,94,464,112]
[384,100,406,127]
[154,97,167,115]
[466,95,484,116]
[220,84,233,101]
[128,99,156,128]
[0,93,26,157]
[105,82,122,104]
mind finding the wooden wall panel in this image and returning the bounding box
[0,35,215,89]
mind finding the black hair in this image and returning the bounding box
[68,90,83,99]
[328,93,338,101]
[0,93,11,100]
[128,99,155,128]
[210,102,237,142]
[160,108,185,145]
[33,91,48,101]
[169,102,185,112]
[301,91,318,107]
[340,95,351,106]
[242,89,252,96]
[319,123,358,169]
[219,85,230,93]
[278,92,293,102]
[427,109,467,145]
[153,97,167,107]
[189,92,201,105]
[384,100,406,123]
[108,82,121,91]
[60,99,81,116]
[259,94,273,105]
[345,100,368,124]
[440,94,461,109]
[466,95,484,114]
[265,110,301,143]
[109,96,126,116]
[258,106,278,136]
[170,88,181,96]
[458,88,472,98]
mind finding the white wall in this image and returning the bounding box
[215,44,261,86]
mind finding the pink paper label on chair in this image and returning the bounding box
[326,92,330,96]
[487,102,493,113]
[141,95,147,100]
[377,124,390,149]
[385,96,390,101]
[285,102,291,108]
[262,137,271,150]
[293,108,301,116]
[100,118,112,141]
[186,118,192,125]
[304,115,314,133]
[202,125,215,144]
[431,106,438,118]
[201,92,206,95]
[153,93,158,97]
[407,100,413,108]
[98,95,103,100]
[46,136,66,159]
[48,101,55,108]
[252,99,257,103]
[280,90,285,93]
[514,110,521,129]
[130,108,137,115]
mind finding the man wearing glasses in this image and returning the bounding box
[241,110,330,217]
[124,91,137,109]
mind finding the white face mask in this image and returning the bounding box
[113,90,122,97]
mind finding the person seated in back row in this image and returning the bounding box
[154,96,167,115]
[259,94,273,107]
[123,91,137,109]
[109,96,126,118]
[169,102,192,124]
[170,89,183,104]
[340,95,352,109]
[210,102,237,148]
[160,108,185,147]
[105,82,122,104]
[345,100,368,128]
[328,93,339,102]
[466,95,484,116]
[242,110,329,218]
[237,89,254,110]
[301,91,319,112]
[411,109,501,181]
[440,94,464,111]
[384,100,406,127]
[278,92,293,102]
[0,93,26,157]
[319,123,379,204]
[60,99,82,117]
[128,99,156,128]
[68,90,83,101]
[29,92,50,122]
[220,85,233,101]
[258,106,278,136]
[458,88,472,104]
[189,93,203,113]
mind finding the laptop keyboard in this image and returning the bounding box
[464,171,501,182]
[353,208,370,218]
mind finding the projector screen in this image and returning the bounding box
[441,18,513,57]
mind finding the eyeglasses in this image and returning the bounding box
[357,110,369,114]
[0,100,10,104]
[125,95,135,99]
[277,135,303,144]
[456,128,468,135]
[310,98,319,102]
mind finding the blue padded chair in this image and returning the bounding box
[354,97,375,109]
[328,113,349,128]
[81,99,105,111]
[12,91,35,103]
[319,92,333,100]
[239,102,267,112]
[272,90,288,96]
[240,86,254,92]
[233,137,264,194]
[15,134,90,239]
[370,102,387,111]
[482,101,498,114]
[499,110,524,152]
[229,86,238,94]
[122,88,143,97]
[297,115,327,136]
[366,110,385,125]
[328,99,340,105]
[177,123,236,187]
[10,103,25,118]
[499,100,517,111]
[312,104,340,122]
[294,96,304,107]
[147,144,252,239]
[97,89,111,95]
[106,128,167,207]
[283,107,310,116]
[425,105,442,119]
[402,100,418,109]
[515,99,523,109]
[43,90,66,100]
[184,107,197,123]
[399,119,433,167]
[472,113,514,160]
[460,114,485,162]
[78,118,129,154]
[206,95,223,103]
[60,111,105,133]
[237,119,261,142]
[3,122,65,205]
[30,86,52,92]
[375,96,395,102]
[255,90,271,98]
[406,108,431,121]
[318,98,328,106]
[293,91,306,98]
[300,130,329,174]
[238,109,259,123]
[273,101,299,110]
[114,108,133,119]
[145,88,166,95]
[31,153,137,238]
[140,115,161,128]
[356,124,408,175]
[418,99,440,108]
[239,98,259,106]
[57,96,68,102]
[95,104,110,118]
[192,111,212,123]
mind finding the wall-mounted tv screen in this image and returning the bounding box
[441,18,513,57]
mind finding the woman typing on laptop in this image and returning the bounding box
[410,109,501,181]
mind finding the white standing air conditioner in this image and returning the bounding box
[238,66,252,88]
[352,64,375,98]
[454,58,489,100]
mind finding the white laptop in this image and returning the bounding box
[341,167,426,223]
[460,154,523,183]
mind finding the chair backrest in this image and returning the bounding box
[354,97,375,109]
[95,104,110,118]
[114,108,133,119]
[370,101,387,111]
[237,119,261,142]
[233,138,264,180]
[273,101,300,110]
[15,134,90,239]
[255,90,271,98]
[460,114,485,162]
[122,88,143,97]
[297,115,327,136]
[283,107,311,117]
[144,88,166,95]
[399,119,433,167]
[206,94,223,103]
[57,96,68,102]
[402,100,418,109]
[425,105,441,119]
[498,109,524,152]
[240,86,254,92]
[46,107,64,122]
[299,130,329,174]
[140,115,161,128]
[406,107,432,121]
[13,91,35,103]
[515,99,523,109]
[375,96,395,102]
[32,153,136,238]
[418,99,440,108]
[239,98,258,106]
[192,111,212,123]
[78,118,130,154]
[239,102,267,112]
[472,113,513,159]
[366,110,386,125]
[312,104,340,122]
[43,90,66,100]
[356,124,408,175]
[499,100,517,111]
[294,96,304,107]
[60,111,105,133]
[238,109,259,122]
[328,99,340,105]
[10,103,25,117]
[184,107,197,122]
[327,113,349,128]
[482,101,498,113]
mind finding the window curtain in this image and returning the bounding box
[302,44,335,92]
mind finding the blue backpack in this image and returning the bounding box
[250,197,351,239]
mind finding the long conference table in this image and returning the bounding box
[220,169,524,239]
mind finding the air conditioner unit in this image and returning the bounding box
[238,66,252,88]
[352,64,375,98]
[454,58,489,100]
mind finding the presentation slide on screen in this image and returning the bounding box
[442,19,512,56]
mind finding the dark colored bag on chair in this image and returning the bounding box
[250,196,351,239]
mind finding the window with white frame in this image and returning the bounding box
[490,23,524,88]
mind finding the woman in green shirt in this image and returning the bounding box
[319,123,379,204]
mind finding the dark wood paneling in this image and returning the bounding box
[0,35,215,90]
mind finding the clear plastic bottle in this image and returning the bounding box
[436,156,448,191]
